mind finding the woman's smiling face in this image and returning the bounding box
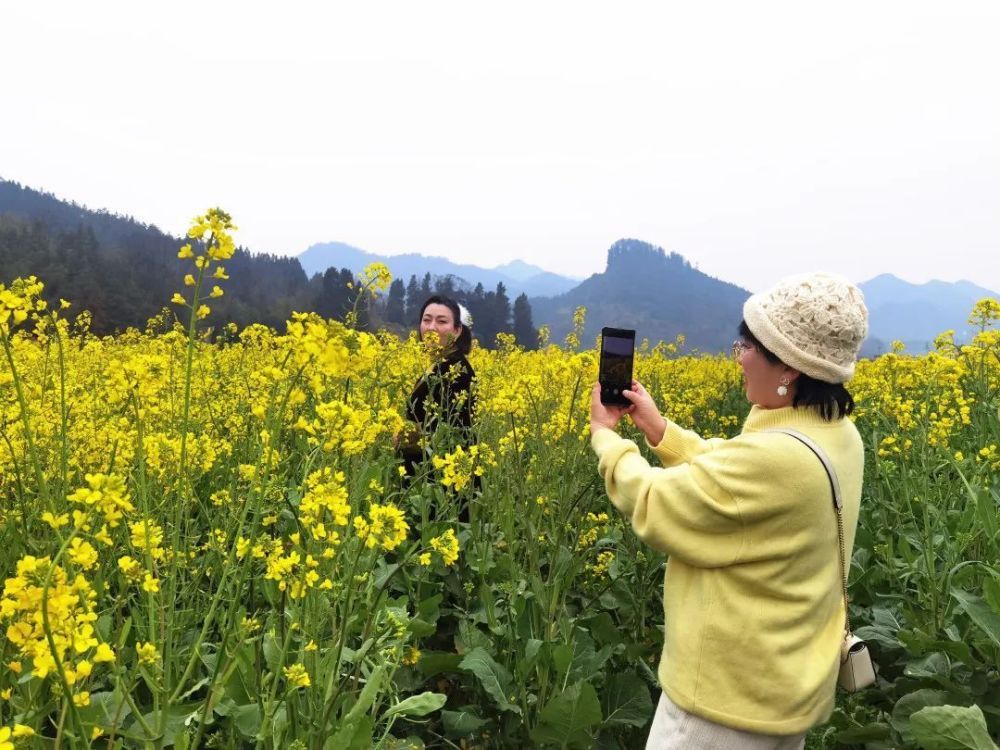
[420,303,461,348]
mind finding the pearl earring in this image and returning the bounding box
[777,377,789,397]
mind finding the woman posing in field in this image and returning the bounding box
[590,272,869,749]
[398,295,477,520]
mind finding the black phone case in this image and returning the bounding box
[599,327,635,406]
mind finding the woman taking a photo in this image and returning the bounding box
[399,295,476,519]
[590,272,869,749]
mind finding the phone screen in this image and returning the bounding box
[599,328,635,405]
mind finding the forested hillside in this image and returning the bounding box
[0,180,538,345]
[530,239,750,352]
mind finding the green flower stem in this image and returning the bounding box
[320,542,366,730]
[256,604,299,748]
[1,331,53,513]
[162,244,213,726]
[40,529,89,746]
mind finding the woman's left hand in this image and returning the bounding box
[590,383,634,434]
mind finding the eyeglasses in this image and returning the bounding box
[731,339,753,359]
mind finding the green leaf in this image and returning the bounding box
[343,665,386,723]
[891,689,950,744]
[525,638,544,662]
[584,612,621,647]
[457,621,492,653]
[383,692,447,719]
[905,652,952,680]
[570,643,616,683]
[835,723,892,742]
[271,705,288,748]
[442,708,488,737]
[418,593,442,622]
[75,690,133,731]
[459,647,521,714]
[910,705,999,750]
[231,703,262,738]
[530,681,603,749]
[263,632,282,674]
[408,618,438,637]
[129,703,201,746]
[952,589,1000,650]
[417,651,463,678]
[552,644,574,676]
[601,671,653,728]
[325,715,374,750]
[984,577,1000,615]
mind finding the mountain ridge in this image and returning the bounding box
[4,177,998,352]
[529,238,751,352]
[299,242,579,298]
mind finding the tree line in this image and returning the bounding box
[379,273,537,349]
[0,179,537,348]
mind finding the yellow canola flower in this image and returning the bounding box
[429,529,460,566]
[130,519,165,560]
[118,555,142,579]
[402,646,421,666]
[0,555,101,682]
[68,472,134,528]
[68,538,99,570]
[171,293,186,305]
[136,642,159,665]
[283,663,311,689]
[353,503,408,552]
[41,512,69,529]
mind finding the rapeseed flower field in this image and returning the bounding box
[1,212,999,748]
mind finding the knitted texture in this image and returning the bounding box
[743,272,868,383]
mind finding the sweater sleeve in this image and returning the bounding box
[648,419,728,467]
[591,428,745,567]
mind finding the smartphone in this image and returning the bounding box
[599,327,635,406]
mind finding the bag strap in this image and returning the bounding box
[767,428,851,634]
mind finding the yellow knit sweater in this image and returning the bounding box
[591,405,864,735]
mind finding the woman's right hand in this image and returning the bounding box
[622,380,667,446]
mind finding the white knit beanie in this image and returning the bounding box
[742,272,869,383]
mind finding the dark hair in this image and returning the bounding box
[738,321,854,421]
[419,295,472,355]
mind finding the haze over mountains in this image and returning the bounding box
[1,178,997,353]
[300,238,1000,353]
[299,242,580,299]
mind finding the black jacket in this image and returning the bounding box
[405,353,475,435]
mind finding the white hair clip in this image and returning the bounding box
[458,303,473,328]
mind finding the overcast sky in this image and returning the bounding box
[3,1,998,292]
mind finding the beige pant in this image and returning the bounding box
[646,693,807,750]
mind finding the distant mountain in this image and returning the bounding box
[298,242,579,298]
[530,239,750,352]
[859,273,1000,353]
